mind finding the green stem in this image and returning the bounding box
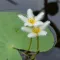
[30,53,37,60]
[37,36,39,52]
[22,38,32,59]
[30,36,40,60]
[28,38,32,51]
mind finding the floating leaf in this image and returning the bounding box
[0,12,54,60]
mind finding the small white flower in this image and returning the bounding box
[21,21,50,38]
[18,9,44,27]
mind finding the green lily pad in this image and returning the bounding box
[0,12,54,60]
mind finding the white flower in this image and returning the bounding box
[18,9,44,27]
[21,21,50,38]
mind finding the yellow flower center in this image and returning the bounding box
[32,27,41,34]
[28,18,36,24]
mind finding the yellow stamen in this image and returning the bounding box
[32,27,41,34]
[28,18,36,24]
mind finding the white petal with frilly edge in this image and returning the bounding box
[39,31,47,36]
[24,22,33,26]
[28,33,37,38]
[21,27,32,33]
[35,11,44,21]
[27,9,34,18]
[18,15,27,22]
[40,21,50,30]
[34,21,44,26]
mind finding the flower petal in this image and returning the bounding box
[35,11,45,21]
[27,9,34,18]
[40,21,50,30]
[21,27,32,33]
[28,33,36,38]
[39,31,47,36]
[24,23,29,26]
[24,22,33,27]
[18,14,27,22]
[34,21,44,26]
